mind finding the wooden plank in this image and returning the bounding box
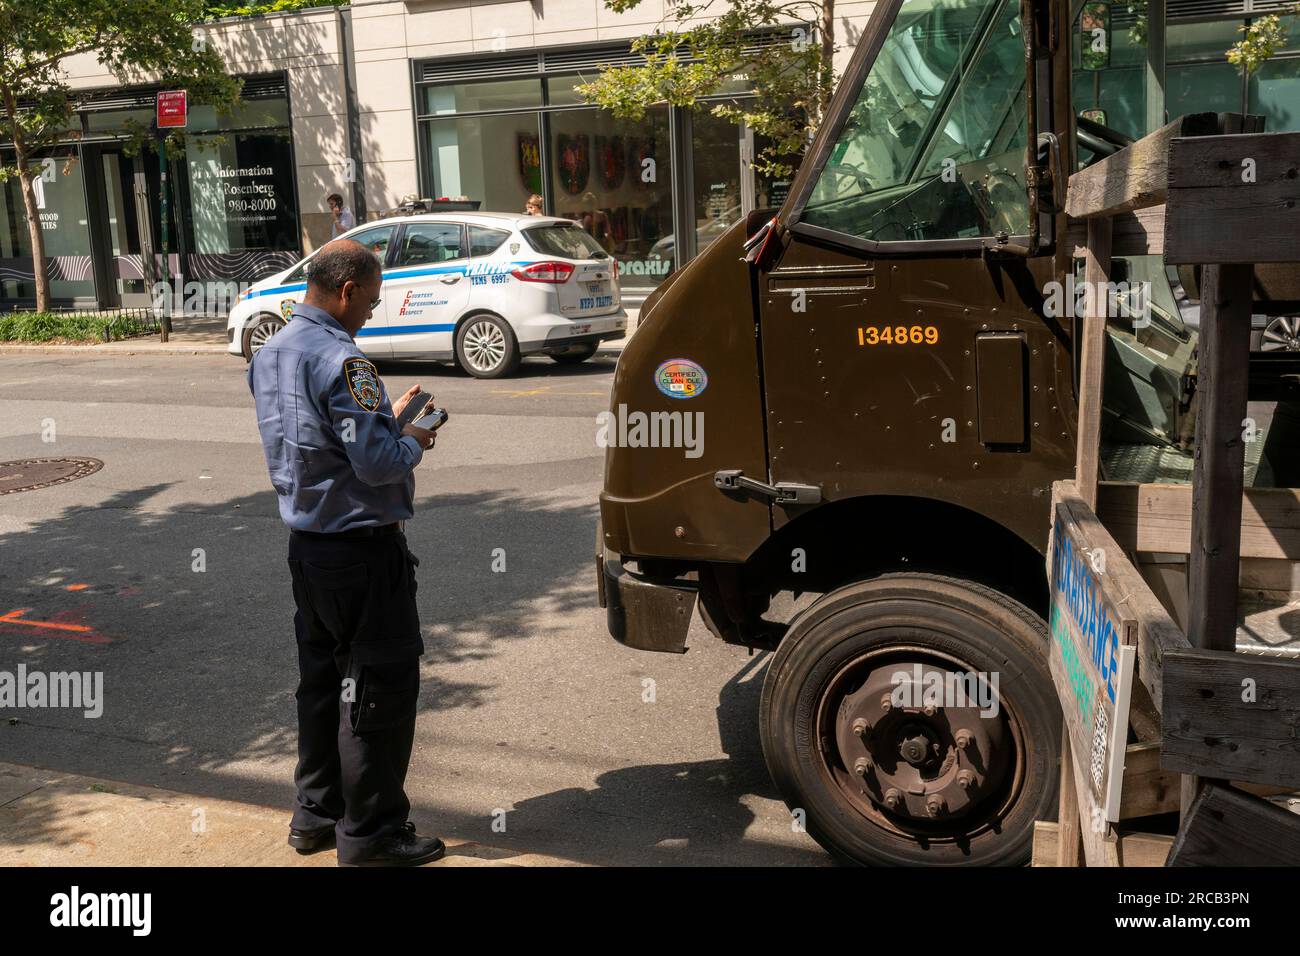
[1118,741,1294,817]
[1164,132,1300,265]
[1065,113,1227,219]
[1117,832,1174,867]
[1161,649,1300,788]
[1188,264,1255,652]
[1032,819,1060,867]
[1050,494,1139,824]
[1068,206,1166,258]
[1095,483,1300,561]
[1056,728,1084,866]
[1051,481,1189,714]
[1120,742,1179,819]
[1076,218,1112,508]
[1167,782,1300,865]
[1033,820,1172,866]
[1069,724,1121,866]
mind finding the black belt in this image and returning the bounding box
[292,522,402,540]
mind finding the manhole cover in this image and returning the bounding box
[0,458,103,494]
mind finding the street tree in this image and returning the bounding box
[0,0,240,310]
[576,0,837,177]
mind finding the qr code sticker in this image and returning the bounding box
[1089,697,1108,797]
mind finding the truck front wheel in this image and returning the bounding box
[759,573,1059,866]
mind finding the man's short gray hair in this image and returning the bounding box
[307,239,381,292]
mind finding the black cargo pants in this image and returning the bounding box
[286,526,424,863]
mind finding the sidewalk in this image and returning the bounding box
[0,310,639,357]
[0,762,583,867]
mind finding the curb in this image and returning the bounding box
[0,761,584,867]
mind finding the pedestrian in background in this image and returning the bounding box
[524,194,543,216]
[328,193,355,238]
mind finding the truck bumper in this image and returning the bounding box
[596,519,697,654]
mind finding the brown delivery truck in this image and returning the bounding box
[596,0,1293,865]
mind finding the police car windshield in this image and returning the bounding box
[523,224,608,260]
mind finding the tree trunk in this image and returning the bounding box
[1,80,52,313]
[17,162,52,312]
[819,0,836,127]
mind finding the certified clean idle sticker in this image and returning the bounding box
[654,359,708,399]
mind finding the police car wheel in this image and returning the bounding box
[759,572,1059,867]
[242,314,286,361]
[456,314,520,379]
[1260,315,1300,351]
[549,343,598,365]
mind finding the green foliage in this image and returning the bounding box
[1127,0,1147,47]
[1227,10,1296,76]
[0,311,155,342]
[203,0,348,21]
[576,0,834,177]
[0,0,242,174]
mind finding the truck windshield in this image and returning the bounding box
[803,0,1030,243]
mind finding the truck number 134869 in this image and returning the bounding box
[858,325,939,346]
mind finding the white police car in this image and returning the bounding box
[228,212,627,377]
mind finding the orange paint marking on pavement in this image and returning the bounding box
[64,584,90,591]
[0,608,110,644]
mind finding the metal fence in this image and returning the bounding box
[0,305,163,342]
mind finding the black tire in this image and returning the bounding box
[760,572,1059,866]
[455,313,520,379]
[241,313,285,361]
[549,342,598,365]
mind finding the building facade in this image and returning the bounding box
[3,0,1297,309]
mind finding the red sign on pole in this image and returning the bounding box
[156,90,187,129]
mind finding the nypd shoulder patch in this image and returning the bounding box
[343,357,383,412]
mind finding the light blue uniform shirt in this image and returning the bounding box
[248,303,423,532]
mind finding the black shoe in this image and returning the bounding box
[338,823,446,867]
[288,824,337,854]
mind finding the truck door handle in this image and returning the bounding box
[714,470,821,505]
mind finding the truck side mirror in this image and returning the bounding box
[1080,2,1112,71]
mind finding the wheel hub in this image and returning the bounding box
[833,659,1011,824]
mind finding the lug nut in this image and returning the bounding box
[926,795,945,817]
[853,757,872,777]
[955,729,973,750]
[879,695,893,713]
[957,770,976,791]
[883,788,902,810]
[852,718,868,738]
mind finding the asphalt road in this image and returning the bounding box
[0,350,829,866]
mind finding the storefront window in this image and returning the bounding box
[691,109,743,255]
[547,106,672,288]
[415,50,769,290]
[421,79,543,115]
[424,112,542,212]
[1165,58,1243,119]
[181,131,299,256]
[1251,54,1300,132]
[0,149,95,301]
[188,99,290,132]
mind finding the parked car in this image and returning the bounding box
[227,212,627,377]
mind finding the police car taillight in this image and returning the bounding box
[511,261,574,283]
